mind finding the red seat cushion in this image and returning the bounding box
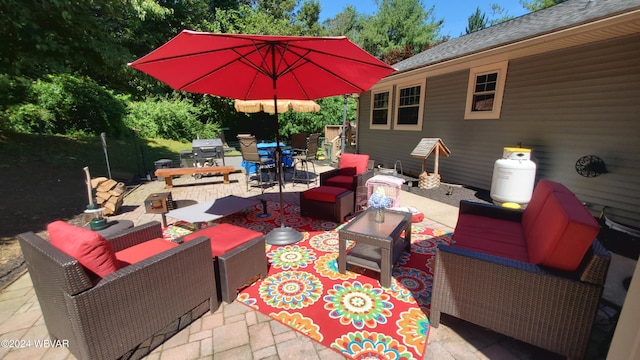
[339,167,357,176]
[526,192,600,271]
[48,221,119,278]
[323,175,355,190]
[452,214,529,262]
[115,238,178,266]
[339,153,369,175]
[522,179,573,236]
[183,223,263,257]
[303,186,348,203]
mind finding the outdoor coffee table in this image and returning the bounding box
[165,195,261,228]
[338,207,411,287]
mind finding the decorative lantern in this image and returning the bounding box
[85,205,107,230]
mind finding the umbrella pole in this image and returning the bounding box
[265,85,303,245]
[274,98,285,223]
[341,95,347,155]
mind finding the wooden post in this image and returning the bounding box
[83,167,94,207]
[434,146,440,175]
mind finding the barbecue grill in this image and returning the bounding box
[192,138,225,166]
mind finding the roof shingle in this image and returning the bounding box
[392,0,640,72]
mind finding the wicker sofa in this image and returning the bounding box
[431,179,610,360]
[18,221,218,360]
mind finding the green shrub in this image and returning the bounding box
[6,104,55,133]
[0,74,32,108]
[125,96,220,141]
[29,74,127,137]
[1,75,35,132]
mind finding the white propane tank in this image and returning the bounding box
[490,147,537,206]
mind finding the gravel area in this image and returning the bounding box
[403,181,492,207]
[388,172,493,207]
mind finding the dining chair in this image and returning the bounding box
[292,133,321,187]
[237,134,276,192]
[290,132,307,156]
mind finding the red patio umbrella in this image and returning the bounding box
[129,30,396,245]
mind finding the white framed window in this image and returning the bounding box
[369,87,392,130]
[465,61,509,119]
[393,79,425,131]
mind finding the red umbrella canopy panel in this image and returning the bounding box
[128,30,396,101]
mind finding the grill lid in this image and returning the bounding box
[192,138,223,149]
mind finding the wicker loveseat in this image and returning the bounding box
[18,221,218,360]
[431,179,610,360]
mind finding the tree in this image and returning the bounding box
[254,0,298,20]
[0,0,180,93]
[462,4,515,35]
[0,0,355,139]
[488,4,515,26]
[358,0,443,60]
[520,0,567,11]
[211,1,322,35]
[278,96,357,138]
[323,5,364,39]
[466,7,488,34]
[383,45,415,65]
[296,0,324,36]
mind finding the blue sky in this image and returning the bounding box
[318,0,529,37]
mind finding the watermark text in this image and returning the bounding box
[1,339,69,349]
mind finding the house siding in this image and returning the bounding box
[358,34,640,227]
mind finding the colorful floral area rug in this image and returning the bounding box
[163,201,452,359]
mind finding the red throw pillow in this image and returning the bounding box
[48,221,119,278]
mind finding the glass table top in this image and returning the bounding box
[341,208,409,238]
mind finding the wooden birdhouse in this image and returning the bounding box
[410,138,451,189]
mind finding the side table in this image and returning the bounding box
[338,208,411,287]
[144,192,174,227]
[86,220,134,237]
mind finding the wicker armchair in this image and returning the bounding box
[18,221,218,360]
[431,196,610,360]
[320,153,373,208]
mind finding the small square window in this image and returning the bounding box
[465,61,508,119]
[475,73,498,93]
